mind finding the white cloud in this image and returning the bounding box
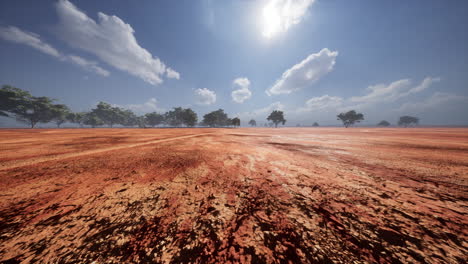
[297,95,343,112]
[349,77,441,107]
[0,25,109,76]
[166,67,180,80]
[122,98,165,113]
[267,48,338,95]
[262,0,315,38]
[238,101,285,120]
[398,77,441,98]
[396,92,468,114]
[195,88,217,105]
[67,55,110,76]
[231,77,252,103]
[55,0,179,85]
[0,25,61,57]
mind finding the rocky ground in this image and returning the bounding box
[0,128,467,263]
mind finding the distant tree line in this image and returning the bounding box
[0,85,242,128]
[1,85,420,128]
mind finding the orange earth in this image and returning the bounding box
[0,128,467,263]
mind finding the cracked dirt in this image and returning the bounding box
[0,128,467,263]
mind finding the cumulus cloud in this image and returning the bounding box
[297,95,343,112]
[0,25,109,76]
[262,0,315,38]
[195,88,217,105]
[231,77,252,103]
[166,68,180,80]
[55,0,179,85]
[267,48,338,95]
[121,98,165,113]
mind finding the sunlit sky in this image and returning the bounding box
[1,0,467,126]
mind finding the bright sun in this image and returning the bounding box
[262,2,282,38]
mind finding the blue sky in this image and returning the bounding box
[1,0,467,126]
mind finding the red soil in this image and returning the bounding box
[0,128,467,263]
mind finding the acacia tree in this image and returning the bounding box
[182,108,198,127]
[163,107,198,127]
[145,112,164,127]
[67,112,85,127]
[14,96,57,128]
[51,104,70,128]
[267,110,286,128]
[0,85,32,117]
[248,119,256,127]
[83,112,104,128]
[398,116,419,127]
[377,120,390,127]
[92,102,125,128]
[203,109,229,127]
[337,110,364,128]
[136,116,146,128]
[165,107,184,127]
[231,117,240,127]
[120,109,138,127]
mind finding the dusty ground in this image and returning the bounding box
[0,127,467,263]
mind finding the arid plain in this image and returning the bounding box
[0,128,467,263]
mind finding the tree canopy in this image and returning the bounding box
[83,112,104,128]
[266,110,286,128]
[337,110,364,128]
[50,104,71,128]
[398,116,419,127]
[248,119,256,127]
[15,96,59,128]
[377,120,391,127]
[231,117,240,127]
[203,109,229,127]
[0,85,32,117]
[312,122,319,127]
[164,107,198,127]
[145,112,165,127]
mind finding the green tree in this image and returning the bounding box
[120,109,138,127]
[231,117,240,127]
[398,116,419,127]
[182,108,198,127]
[14,96,57,128]
[145,112,165,127]
[83,112,104,128]
[203,109,229,127]
[267,110,286,128]
[377,120,390,127]
[136,116,146,128]
[312,122,319,127]
[248,119,256,127]
[92,102,125,127]
[165,107,185,127]
[337,110,364,128]
[66,112,85,127]
[50,104,70,128]
[0,85,32,117]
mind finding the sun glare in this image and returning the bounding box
[262,1,282,38]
